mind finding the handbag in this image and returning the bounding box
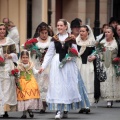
[96,55,107,82]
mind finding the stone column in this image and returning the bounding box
[78,0,86,25]
[32,0,48,37]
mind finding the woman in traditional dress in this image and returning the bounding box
[96,24,109,41]
[100,26,120,107]
[17,50,43,118]
[31,22,52,113]
[76,25,97,112]
[40,19,81,120]
[7,21,20,57]
[70,19,90,114]
[0,23,18,118]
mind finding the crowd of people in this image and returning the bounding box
[0,16,120,120]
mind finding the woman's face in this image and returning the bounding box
[57,21,67,34]
[79,27,88,40]
[21,54,29,64]
[116,25,120,37]
[105,28,114,40]
[71,27,80,37]
[0,25,6,38]
[39,30,48,40]
[102,25,108,33]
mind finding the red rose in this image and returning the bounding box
[113,57,120,62]
[24,41,33,49]
[30,38,38,43]
[14,69,19,73]
[11,70,15,75]
[0,57,4,62]
[69,48,78,56]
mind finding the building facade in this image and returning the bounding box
[0,0,119,45]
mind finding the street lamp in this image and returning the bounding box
[93,0,100,39]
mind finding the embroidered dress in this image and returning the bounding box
[41,33,81,111]
[31,36,51,101]
[100,38,120,101]
[17,62,43,111]
[0,37,18,112]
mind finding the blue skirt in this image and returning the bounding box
[78,70,90,108]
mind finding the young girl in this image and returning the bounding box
[17,50,43,118]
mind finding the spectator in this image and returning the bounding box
[7,21,20,57]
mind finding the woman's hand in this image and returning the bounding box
[4,53,12,59]
[39,67,44,74]
[88,55,96,62]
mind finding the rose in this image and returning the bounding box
[11,69,19,76]
[59,47,78,68]
[68,48,78,56]
[0,57,4,62]
[30,38,38,43]
[112,57,120,65]
[24,38,38,49]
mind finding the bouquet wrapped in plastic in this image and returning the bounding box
[11,69,22,90]
[24,38,45,59]
[59,47,78,68]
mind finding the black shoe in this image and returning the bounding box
[78,108,86,113]
[3,112,9,118]
[21,115,27,119]
[40,109,45,114]
[28,110,34,118]
[85,108,90,114]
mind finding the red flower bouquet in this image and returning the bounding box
[59,47,78,68]
[0,56,5,66]
[11,69,22,90]
[112,57,120,65]
[24,38,43,58]
[24,38,38,50]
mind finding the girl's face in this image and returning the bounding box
[80,27,89,40]
[105,28,114,40]
[57,21,67,34]
[39,30,48,40]
[21,54,29,64]
[0,25,6,38]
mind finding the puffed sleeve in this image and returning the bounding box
[72,43,78,52]
[32,66,39,74]
[42,41,55,69]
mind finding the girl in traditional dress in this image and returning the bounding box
[40,19,81,120]
[76,25,97,112]
[17,50,43,118]
[32,22,52,113]
[100,26,120,107]
[0,23,18,118]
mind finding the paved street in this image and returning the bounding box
[1,100,120,120]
